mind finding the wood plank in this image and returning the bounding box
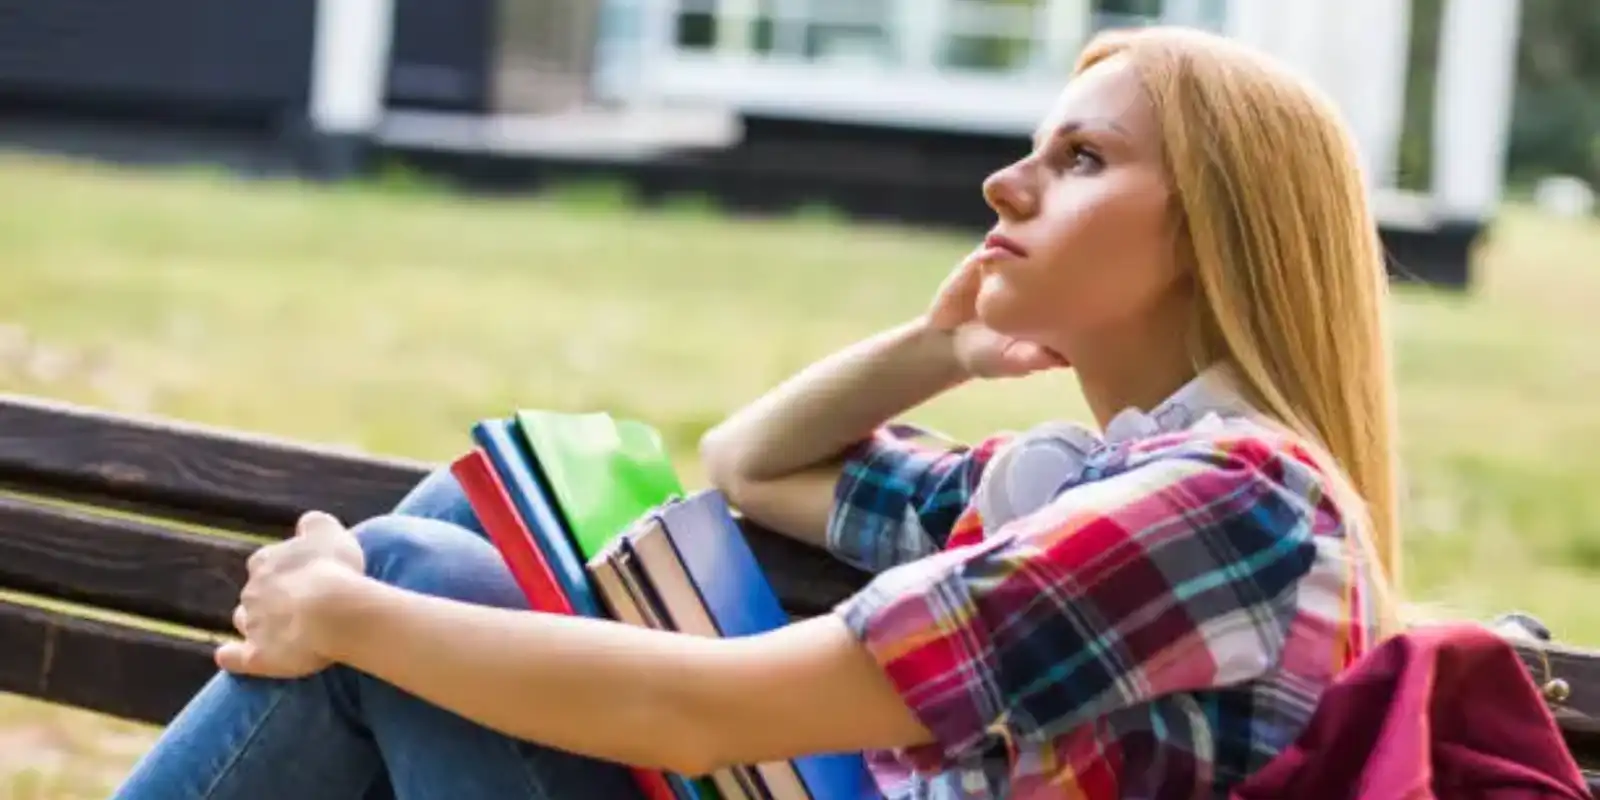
[1515,641,1600,722]
[1563,719,1600,768]
[0,393,429,532]
[1515,641,1600,770]
[739,517,869,617]
[0,496,849,634]
[0,494,249,631]
[0,598,216,726]
[0,395,862,600]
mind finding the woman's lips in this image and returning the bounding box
[981,232,1028,260]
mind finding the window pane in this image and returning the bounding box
[746,0,808,56]
[804,0,896,64]
[938,0,1043,72]
[1192,0,1227,30]
[751,14,777,52]
[942,35,1034,70]
[806,25,894,62]
[1093,0,1161,31]
[675,10,718,49]
[1096,0,1162,15]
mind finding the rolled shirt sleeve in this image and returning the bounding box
[834,432,1326,771]
[825,425,1012,574]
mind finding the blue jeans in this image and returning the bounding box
[111,468,648,800]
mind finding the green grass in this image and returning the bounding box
[1,152,1598,796]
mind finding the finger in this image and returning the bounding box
[246,544,271,573]
[247,538,297,575]
[215,640,259,675]
[929,258,982,330]
[296,510,345,539]
[932,258,976,301]
[238,580,263,610]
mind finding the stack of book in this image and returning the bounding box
[450,414,877,800]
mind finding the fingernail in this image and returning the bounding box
[298,510,342,532]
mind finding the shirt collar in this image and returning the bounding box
[970,364,1257,531]
[1101,363,1255,443]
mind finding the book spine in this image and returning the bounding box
[452,440,680,800]
[662,493,874,800]
[450,451,573,614]
[471,420,605,617]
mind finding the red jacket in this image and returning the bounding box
[1232,623,1589,800]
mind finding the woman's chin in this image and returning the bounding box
[975,280,1028,337]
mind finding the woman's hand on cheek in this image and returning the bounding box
[217,511,366,679]
[927,249,1070,379]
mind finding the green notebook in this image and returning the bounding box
[512,410,717,800]
[513,409,685,559]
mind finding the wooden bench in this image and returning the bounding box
[0,391,1595,793]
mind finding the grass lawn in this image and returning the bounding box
[1,152,1598,796]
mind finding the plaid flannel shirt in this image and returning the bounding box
[825,376,1377,799]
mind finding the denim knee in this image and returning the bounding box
[354,515,526,610]
[390,466,485,535]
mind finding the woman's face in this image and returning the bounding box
[975,54,1189,352]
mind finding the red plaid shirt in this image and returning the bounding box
[826,373,1379,799]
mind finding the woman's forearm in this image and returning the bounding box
[313,572,930,776]
[320,575,724,772]
[700,318,966,483]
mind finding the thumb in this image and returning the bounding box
[928,255,981,331]
[1000,340,1070,374]
[215,640,260,675]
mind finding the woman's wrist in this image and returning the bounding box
[901,314,972,385]
[302,563,382,663]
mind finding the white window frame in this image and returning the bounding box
[596,0,1233,135]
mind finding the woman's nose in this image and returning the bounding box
[982,162,1038,221]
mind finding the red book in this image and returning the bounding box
[449,448,680,800]
[451,448,572,613]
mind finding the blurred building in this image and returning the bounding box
[0,0,1519,286]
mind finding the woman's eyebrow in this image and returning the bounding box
[1032,118,1134,150]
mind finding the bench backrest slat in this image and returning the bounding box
[1522,645,1600,727]
[0,494,251,631]
[0,393,428,532]
[0,598,217,726]
[738,516,869,617]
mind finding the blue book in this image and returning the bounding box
[473,418,713,800]
[471,418,604,618]
[657,490,878,800]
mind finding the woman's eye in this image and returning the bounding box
[1070,146,1104,174]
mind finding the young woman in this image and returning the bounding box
[113,25,1400,800]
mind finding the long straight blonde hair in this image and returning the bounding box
[1075,28,1404,635]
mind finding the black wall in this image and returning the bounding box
[386,0,494,112]
[0,0,493,125]
[0,0,315,125]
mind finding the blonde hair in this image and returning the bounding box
[1075,28,1403,636]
